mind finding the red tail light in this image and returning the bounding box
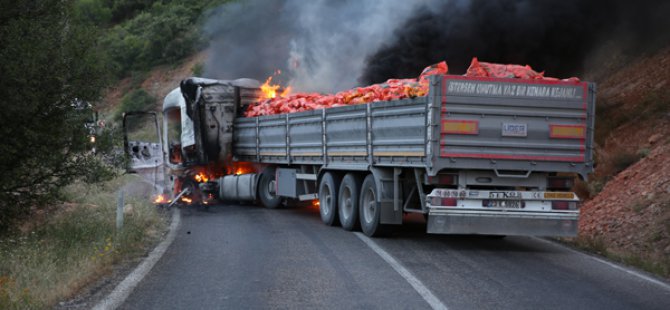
[547,177,575,189]
[552,201,579,210]
[430,196,458,207]
[426,174,458,185]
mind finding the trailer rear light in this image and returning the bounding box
[442,120,479,135]
[547,176,575,189]
[551,201,579,210]
[430,196,458,207]
[549,124,585,139]
[426,173,458,185]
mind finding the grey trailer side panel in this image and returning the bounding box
[232,76,595,180]
[371,98,428,167]
[258,114,287,162]
[325,104,368,163]
[288,110,323,164]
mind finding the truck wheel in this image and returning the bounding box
[338,173,362,231]
[258,167,282,209]
[319,172,341,226]
[359,174,388,237]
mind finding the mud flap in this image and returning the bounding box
[370,167,403,225]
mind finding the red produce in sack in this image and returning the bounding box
[419,61,448,84]
[465,57,580,82]
[246,61,451,117]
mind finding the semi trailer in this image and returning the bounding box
[125,74,595,237]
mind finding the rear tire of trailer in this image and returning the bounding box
[258,167,282,209]
[359,174,388,237]
[338,173,362,231]
[319,172,341,226]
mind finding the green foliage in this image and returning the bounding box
[109,0,158,22]
[637,147,651,158]
[116,89,156,120]
[192,62,204,76]
[611,151,641,174]
[100,0,228,77]
[0,0,111,232]
[74,0,112,26]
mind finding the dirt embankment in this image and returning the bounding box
[577,47,670,277]
[100,50,208,113]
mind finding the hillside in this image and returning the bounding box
[576,47,670,277]
[102,51,207,114]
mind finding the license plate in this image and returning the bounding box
[485,200,524,209]
[502,123,527,137]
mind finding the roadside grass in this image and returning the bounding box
[568,236,670,279]
[0,174,168,309]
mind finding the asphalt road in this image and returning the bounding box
[119,203,670,310]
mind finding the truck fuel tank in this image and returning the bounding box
[218,174,257,201]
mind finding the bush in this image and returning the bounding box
[192,62,204,75]
[611,151,641,174]
[115,89,156,120]
[101,1,223,77]
[74,0,113,26]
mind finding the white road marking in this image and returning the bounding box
[94,208,181,310]
[354,232,448,310]
[533,237,670,291]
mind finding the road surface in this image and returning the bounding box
[119,203,670,309]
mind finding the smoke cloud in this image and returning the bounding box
[203,0,670,92]
[360,0,670,84]
[203,0,432,92]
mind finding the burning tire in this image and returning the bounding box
[338,173,362,231]
[258,167,282,209]
[319,172,341,226]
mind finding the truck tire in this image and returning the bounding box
[338,173,362,231]
[258,167,282,209]
[319,172,341,226]
[359,174,389,237]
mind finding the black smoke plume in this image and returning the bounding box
[360,0,670,84]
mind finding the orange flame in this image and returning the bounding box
[153,194,167,204]
[181,197,192,204]
[260,71,291,99]
[194,172,209,183]
[230,162,256,175]
[280,86,292,98]
[261,76,280,99]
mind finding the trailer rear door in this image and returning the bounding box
[432,76,595,178]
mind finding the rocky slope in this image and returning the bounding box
[577,47,670,277]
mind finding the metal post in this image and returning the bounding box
[116,190,124,231]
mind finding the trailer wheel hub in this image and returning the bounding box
[363,187,376,224]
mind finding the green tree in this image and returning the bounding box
[74,0,113,26]
[0,0,111,231]
[101,0,226,77]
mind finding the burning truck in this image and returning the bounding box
[126,59,595,237]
